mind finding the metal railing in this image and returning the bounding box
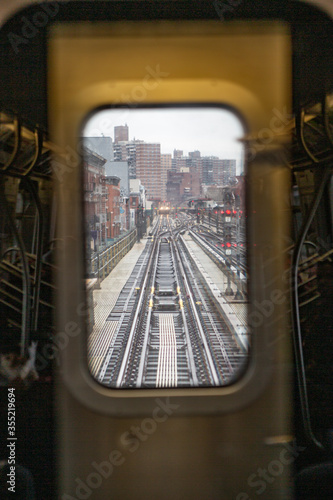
[90,229,137,284]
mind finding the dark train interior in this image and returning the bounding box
[0,1,332,499]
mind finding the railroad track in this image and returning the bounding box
[97,216,247,388]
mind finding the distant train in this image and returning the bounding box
[158,205,171,215]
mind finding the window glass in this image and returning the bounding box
[82,107,249,388]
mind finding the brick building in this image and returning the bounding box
[83,147,107,250]
[114,125,129,143]
[105,176,121,240]
[166,170,200,206]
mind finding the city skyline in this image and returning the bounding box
[83,108,244,174]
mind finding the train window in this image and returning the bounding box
[82,107,248,388]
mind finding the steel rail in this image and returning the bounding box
[116,236,158,387]
[173,236,221,386]
[180,236,234,378]
[169,237,199,386]
[136,239,161,387]
[98,242,152,382]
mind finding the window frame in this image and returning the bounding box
[48,20,292,416]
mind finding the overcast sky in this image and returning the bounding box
[83,108,245,174]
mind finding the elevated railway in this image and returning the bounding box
[96,216,248,388]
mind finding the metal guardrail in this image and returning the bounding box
[90,229,137,284]
[189,229,247,297]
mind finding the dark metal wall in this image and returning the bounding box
[0,1,332,131]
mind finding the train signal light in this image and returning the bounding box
[225,208,231,222]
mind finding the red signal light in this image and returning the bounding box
[233,210,237,214]
[226,242,231,248]
[225,209,231,215]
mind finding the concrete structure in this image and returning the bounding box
[135,142,161,201]
[161,153,172,200]
[83,136,114,172]
[189,150,201,159]
[215,159,237,185]
[187,151,203,188]
[106,160,129,198]
[170,150,202,191]
[113,139,144,179]
[113,141,127,162]
[231,175,246,211]
[114,124,128,143]
[130,178,146,208]
[129,179,146,236]
[201,157,236,186]
[172,155,187,172]
[129,193,140,229]
[201,185,223,203]
[173,149,183,158]
[166,170,200,206]
[201,156,216,185]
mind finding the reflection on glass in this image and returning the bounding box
[82,108,249,388]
